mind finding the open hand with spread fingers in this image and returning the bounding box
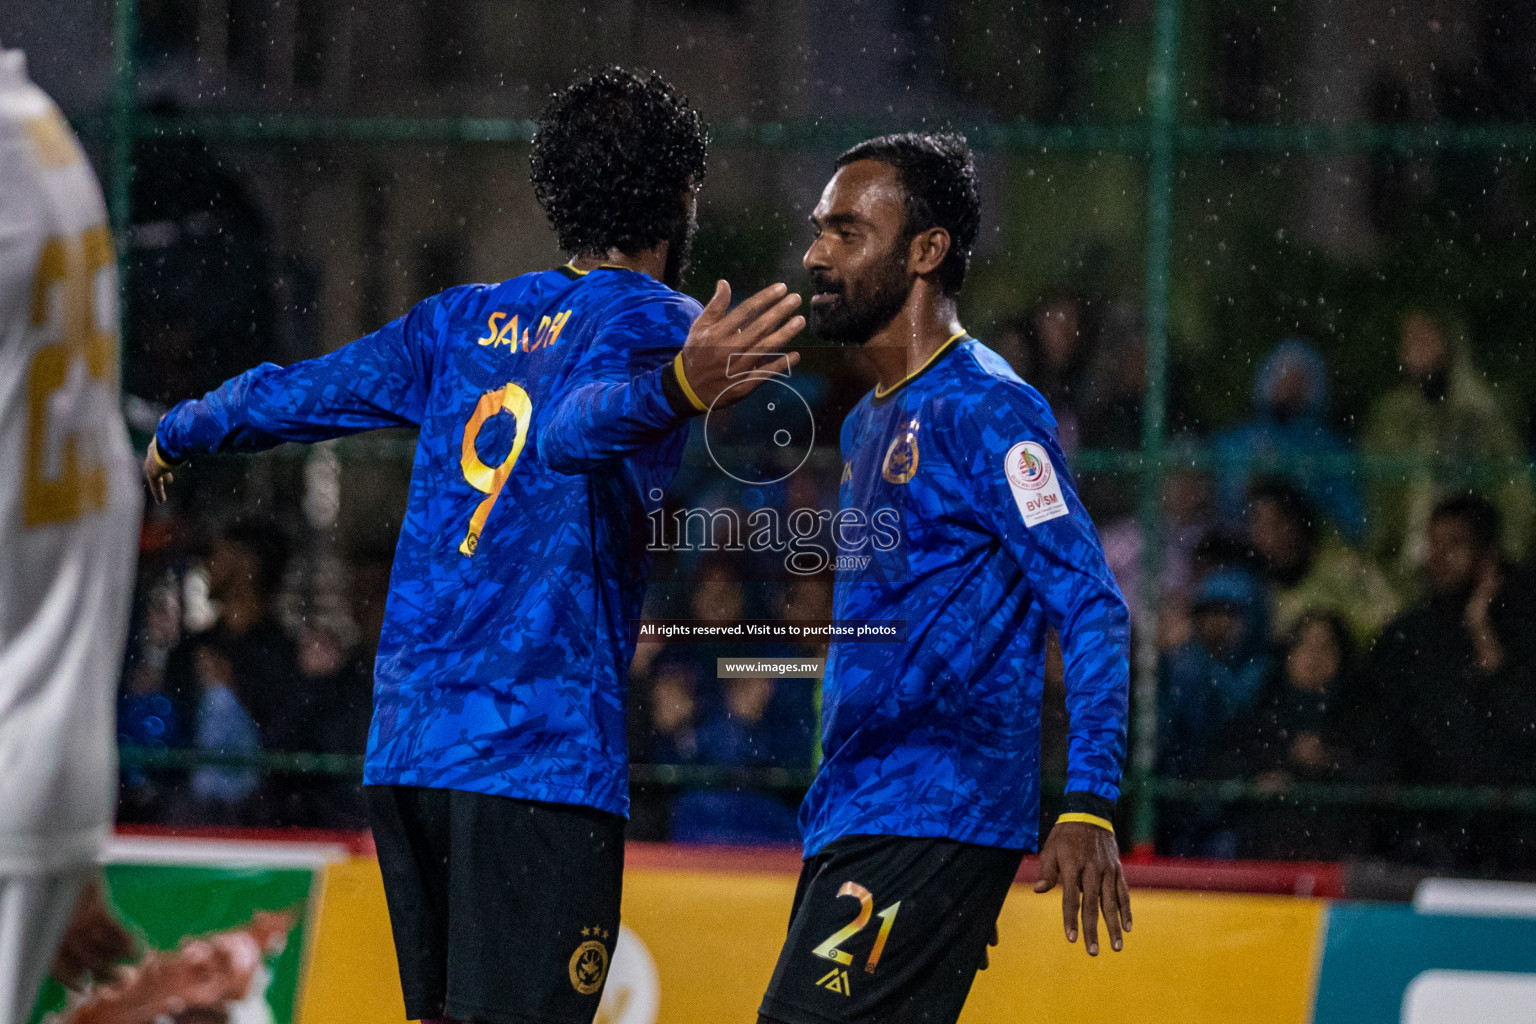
[1033,820,1132,957]
[673,280,805,411]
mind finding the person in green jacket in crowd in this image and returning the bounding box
[1363,308,1533,583]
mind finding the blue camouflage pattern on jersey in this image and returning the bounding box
[800,336,1131,855]
[156,266,701,816]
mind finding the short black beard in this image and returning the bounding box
[663,214,696,290]
[812,238,912,348]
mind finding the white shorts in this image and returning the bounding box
[0,871,89,1024]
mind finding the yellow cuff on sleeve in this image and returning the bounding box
[672,353,708,413]
[1056,812,1115,834]
[149,437,176,470]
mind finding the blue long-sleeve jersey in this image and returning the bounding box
[157,265,701,816]
[800,336,1130,856]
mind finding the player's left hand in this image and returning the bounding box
[1033,821,1131,957]
[144,436,175,503]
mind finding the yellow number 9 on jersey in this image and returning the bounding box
[458,382,532,556]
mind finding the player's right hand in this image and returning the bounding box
[676,280,805,410]
[144,436,175,503]
[52,876,137,990]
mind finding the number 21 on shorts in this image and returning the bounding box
[812,882,901,974]
[458,382,531,555]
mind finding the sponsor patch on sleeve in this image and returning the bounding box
[1004,441,1070,528]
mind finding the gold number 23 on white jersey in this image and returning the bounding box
[23,224,118,528]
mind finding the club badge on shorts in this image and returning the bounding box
[569,929,611,995]
[882,420,920,484]
[1004,441,1069,527]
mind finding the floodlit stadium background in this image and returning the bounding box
[5,1,1536,1021]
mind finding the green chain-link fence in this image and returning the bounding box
[99,0,1536,849]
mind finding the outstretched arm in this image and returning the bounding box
[146,289,453,498]
[537,280,804,474]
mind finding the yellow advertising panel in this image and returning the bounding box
[299,857,409,1024]
[617,867,795,1021]
[298,856,1323,1024]
[965,889,1323,1024]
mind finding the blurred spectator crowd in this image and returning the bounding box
[1008,293,1536,875]
[118,516,380,831]
[115,290,1536,877]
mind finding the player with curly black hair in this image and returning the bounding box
[144,67,803,1024]
[530,67,708,288]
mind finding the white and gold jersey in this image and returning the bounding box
[0,49,141,873]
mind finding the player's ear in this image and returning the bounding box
[909,227,952,279]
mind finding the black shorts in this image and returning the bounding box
[365,785,625,1024]
[758,835,1024,1024]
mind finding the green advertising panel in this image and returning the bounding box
[1312,903,1536,1024]
[30,863,315,1024]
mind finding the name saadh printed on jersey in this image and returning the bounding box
[1004,440,1069,527]
[477,308,574,352]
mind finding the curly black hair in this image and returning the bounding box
[530,68,708,258]
[835,132,979,297]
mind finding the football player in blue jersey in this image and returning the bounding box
[756,133,1132,1024]
[142,69,804,1024]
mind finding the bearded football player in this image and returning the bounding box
[756,133,1131,1024]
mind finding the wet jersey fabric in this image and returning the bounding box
[157,266,701,816]
[800,336,1130,856]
